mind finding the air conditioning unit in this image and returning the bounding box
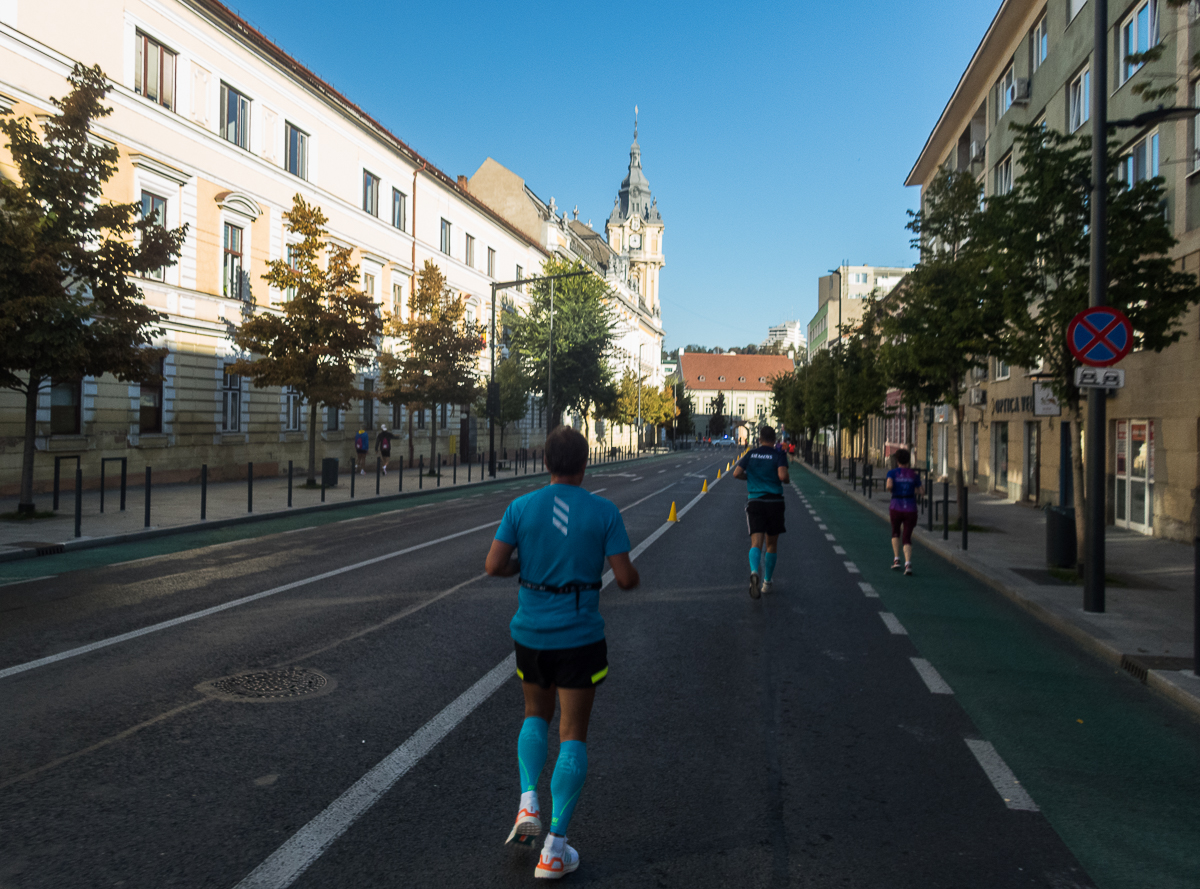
[969,140,985,163]
[969,388,987,406]
[1007,78,1031,106]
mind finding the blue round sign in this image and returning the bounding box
[1067,307,1133,368]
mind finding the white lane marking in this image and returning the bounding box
[824,533,836,541]
[0,575,56,587]
[964,739,1039,811]
[819,524,828,530]
[658,469,666,473]
[880,612,907,634]
[910,658,954,694]
[618,483,676,514]
[833,546,846,555]
[0,521,502,682]
[590,488,607,495]
[844,561,859,574]
[858,582,879,598]
[232,656,516,889]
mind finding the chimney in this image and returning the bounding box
[457,175,469,191]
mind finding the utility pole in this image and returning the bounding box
[548,278,554,435]
[488,282,497,478]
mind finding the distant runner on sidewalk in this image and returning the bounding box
[375,424,393,475]
[354,428,369,475]
[732,425,790,598]
[485,426,639,880]
[886,448,923,576]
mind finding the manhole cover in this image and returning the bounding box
[197,667,335,703]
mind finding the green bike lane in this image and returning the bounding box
[791,468,1200,889]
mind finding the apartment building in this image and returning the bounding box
[0,0,590,492]
[902,0,1200,540]
[807,264,911,357]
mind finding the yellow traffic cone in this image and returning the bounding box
[702,478,709,493]
[726,462,731,471]
[717,467,722,479]
[667,501,678,522]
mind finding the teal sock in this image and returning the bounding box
[549,740,588,834]
[749,547,762,574]
[518,717,548,793]
[763,552,777,582]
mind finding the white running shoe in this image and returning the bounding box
[505,806,542,847]
[761,580,773,593]
[535,838,579,879]
[749,571,761,599]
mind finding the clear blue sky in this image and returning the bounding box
[229,0,999,352]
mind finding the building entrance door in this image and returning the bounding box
[1115,420,1153,533]
[1024,421,1039,503]
[993,422,1009,496]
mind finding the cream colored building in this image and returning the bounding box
[0,0,586,492]
[900,0,1200,541]
[678,352,795,442]
[807,264,911,357]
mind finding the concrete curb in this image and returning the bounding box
[0,451,680,566]
[797,461,1200,722]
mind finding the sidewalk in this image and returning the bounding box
[0,451,661,560]
[800,460,1200,719]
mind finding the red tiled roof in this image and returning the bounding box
[677,353,794,392]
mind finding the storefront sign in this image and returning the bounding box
[1033,383,1061,416]
[992,395,1034,415]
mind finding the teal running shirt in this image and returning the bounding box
[496,484,631,650]
[736,446,788,500]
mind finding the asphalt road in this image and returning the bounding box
[0,449,1190,888]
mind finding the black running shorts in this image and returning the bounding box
[746,498,786,536]
[514,638,608,689]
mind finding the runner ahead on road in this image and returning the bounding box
[484,425,639,880]
[886,448,923,576]
[732,425,790,598]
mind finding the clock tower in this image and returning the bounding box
[606,113,664,313]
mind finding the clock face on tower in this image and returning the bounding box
[630,214,642,232]
[630,233,641,249]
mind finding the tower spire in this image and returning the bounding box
[634,104,638,140]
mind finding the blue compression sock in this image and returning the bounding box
[518,717,548,794]
[749,547,762,574]
[763,552,778,582]
[549,740,588,835]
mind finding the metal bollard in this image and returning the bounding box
[288,461,293,507]
[144,466,152,528]
[419,454,423,489]
[376,457,381,495]
[74,467,82,538]
[927,480,934,532]
[468,452,472,483]
[437,455,442,487]
[248,462,254,513]
[119,459,127,512]
[962,487,969,551]
[1194,537,1199,678]
[350,465,355,498]
[399,456,404,492]
[851,460,857,490]
[943,479,949,541]
[453,453,457,484]
[53,459,61,511]
[201,464,208,520]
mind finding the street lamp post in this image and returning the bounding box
[487,270,591,478]
[637,343,643,452]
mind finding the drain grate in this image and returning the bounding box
[198,667,335,702]
[1120,654,1194,684]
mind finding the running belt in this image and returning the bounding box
[519,577,603,611]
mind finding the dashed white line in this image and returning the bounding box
[833,545,846,555]
[879,612,907,634]
[844,561,859,574]
[591,488,607,494]
[910,658,953,694]
[858,582,879,598]
[824,533,835,541]
[964,739,1039,811]
[818,524,828,530]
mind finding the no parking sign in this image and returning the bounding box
[1067,307,1133,368]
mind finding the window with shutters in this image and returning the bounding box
[135,32,176,111]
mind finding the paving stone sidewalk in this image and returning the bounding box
[801,460,1200,718]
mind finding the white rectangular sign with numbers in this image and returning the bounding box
[1075,367,1125,389]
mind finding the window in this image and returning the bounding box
[223,223,244,299]
[326,406,339,431]
[995,358,1010,381]
[440,403,448,428]
[363,379,375,430]
[1069,67,1090,132]
[285,123,308,179]
[135,32,176,111]
[515,265,523,291]
[284,387,302,431]
[1069,0,1087,20]
[50,379,81,435]
[1031,16,1048,72]
[738,376,746,382]
[852,272,868,284]
[285,244,299,301]
[417,408,426,429]
[736,399,746,416]
[140,191,167,280]
[997,64,1015,118]
[995,154,1014,196]
[465,234,475,268]
[487,247,496,278]
[1194,80,1200,171]
[393,282,404,316]
[140,358,164,434]
[718,375,726,382]
[1120,1,1159,85]
[363,272,375,298]
[1122,131,1160,185]
[392,188,406,231]
[220,83,250,149]
[440,218,452,254]
[363,171,380,216]
[221,369,241,432]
